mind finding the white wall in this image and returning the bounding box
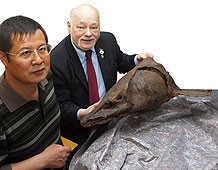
[1,0,217,89]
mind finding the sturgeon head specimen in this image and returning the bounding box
[81,58,211,128]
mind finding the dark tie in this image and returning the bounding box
[85,50,100,105]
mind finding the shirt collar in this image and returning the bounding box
[0,73,48,112]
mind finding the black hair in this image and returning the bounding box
[0,15,48,53]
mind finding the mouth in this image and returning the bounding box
[83,39,93,43]
[81,102,132,128]
[32,68,45,74]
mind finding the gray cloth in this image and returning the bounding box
[0,165,12,170]
[70,90,218,170]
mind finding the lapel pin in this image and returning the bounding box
[99,48,104,58]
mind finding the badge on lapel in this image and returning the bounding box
[99,48,104,58]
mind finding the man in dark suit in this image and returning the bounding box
[50,4,153,147]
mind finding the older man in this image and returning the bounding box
[50,4,153,147]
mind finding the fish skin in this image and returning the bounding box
[81,58,211,128]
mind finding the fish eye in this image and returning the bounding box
[116,95,123,100]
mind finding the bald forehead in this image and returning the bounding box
[70,4,100,22]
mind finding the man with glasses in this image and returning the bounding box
[0,15,71,170]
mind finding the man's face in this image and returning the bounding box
[68,11,100,51]
[2,29,50,86]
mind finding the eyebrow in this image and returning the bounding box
[17,44,47,51]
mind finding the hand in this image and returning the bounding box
[39,144,72,169]
[9,144,72,170]
[79,101,100,118]
[137,52,153,63]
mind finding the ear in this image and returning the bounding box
[0,52,9,68]
[67,21,71,34]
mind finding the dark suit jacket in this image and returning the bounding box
[50,32,136,146]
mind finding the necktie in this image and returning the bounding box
[85,50,100,105]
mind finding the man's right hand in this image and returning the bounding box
[79,101,100,118]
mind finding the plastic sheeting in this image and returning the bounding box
[70,90,218,170]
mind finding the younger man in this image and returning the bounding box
[0,15,71,170]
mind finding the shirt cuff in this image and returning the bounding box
[77,109,81,120]
[134,55,139,65]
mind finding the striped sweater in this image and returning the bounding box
[0,72,62,169]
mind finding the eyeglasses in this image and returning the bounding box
[5,44,52,59]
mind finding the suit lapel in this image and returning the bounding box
[95,44,109,90]
[65,37,88,90]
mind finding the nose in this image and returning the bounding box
[31,49,43,64]
[85,27,92,36]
